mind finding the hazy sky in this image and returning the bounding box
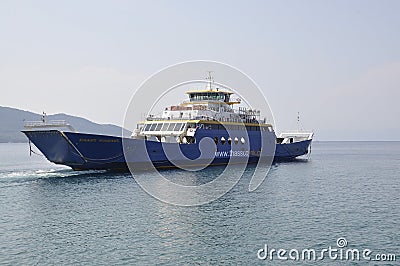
[1,0,399,140]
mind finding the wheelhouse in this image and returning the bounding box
[186,90,233,103]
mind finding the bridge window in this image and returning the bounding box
[190,92,227,101]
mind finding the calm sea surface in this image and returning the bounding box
[0,142,399,265]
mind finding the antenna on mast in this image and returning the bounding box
[205,71,214,90]
[297,112,300,132]
[42,111,46,123]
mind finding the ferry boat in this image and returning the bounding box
[22,80,313,171]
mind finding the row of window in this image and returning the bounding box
[214,136,246,145]
[189,92,228,101]
[142,122,185,132]
[142,122,273,133]
[201,123,272,132]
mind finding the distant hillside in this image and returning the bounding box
[0,106,131,143]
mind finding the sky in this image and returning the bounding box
[1,0,399,140]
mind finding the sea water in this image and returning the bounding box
[0,142,399,264]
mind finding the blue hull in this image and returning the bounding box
[22,130,312,171]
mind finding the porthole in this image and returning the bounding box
[241,137,245,144]
[228,137,232,145]
[221,137,226,145]
[214,137,218,144]
[234,137,239,144]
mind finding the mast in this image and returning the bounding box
[42,111,46,123]
[205,71,214,90]
[297,112,300,132]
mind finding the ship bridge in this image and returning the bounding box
[185,88,241,105]
[186,89,232,103]
[160,87,242,121]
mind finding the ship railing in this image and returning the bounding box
[169,101,262,116]
[24,120,69,127]
[279,132,314,141]
[146,117,191,121]
[145,116,266,125]
[24,120,76,131]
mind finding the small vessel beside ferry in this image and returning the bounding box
[22,76,313,171]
